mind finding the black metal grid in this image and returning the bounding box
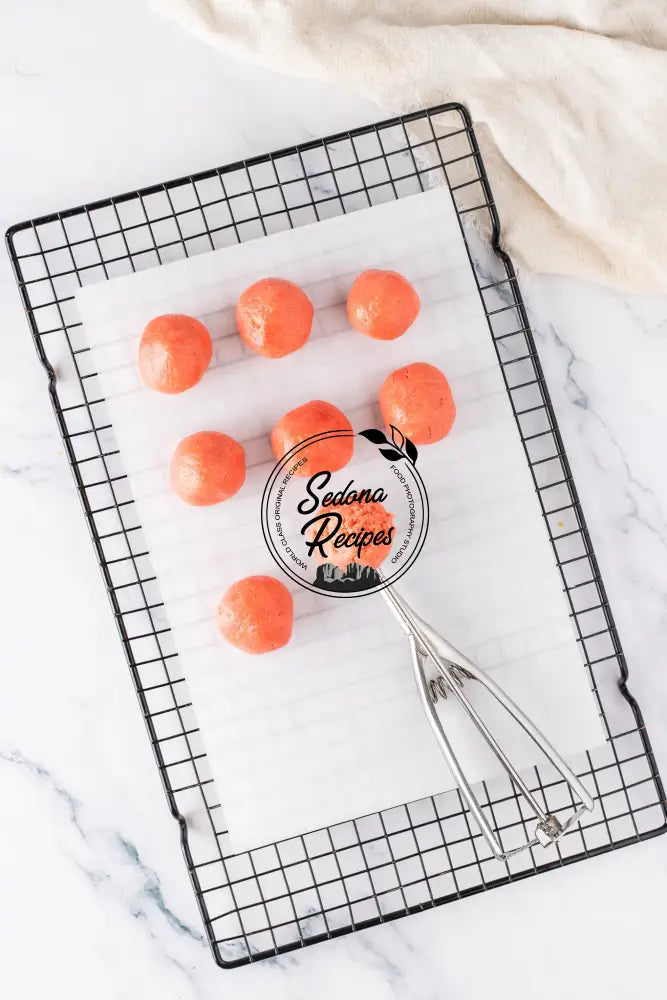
[7,103,666,968]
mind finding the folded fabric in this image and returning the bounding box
[152,0,667,294]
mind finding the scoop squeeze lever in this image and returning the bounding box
[380,582,595,861]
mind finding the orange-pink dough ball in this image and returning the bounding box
[347,270,420,341]
[138,314,212,393]
[271,400,353,476]
[217,576,294,654]
[170,431,246,506]
[236,278,314,358]
[379,362,455,444]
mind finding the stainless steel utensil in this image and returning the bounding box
[381,583,595,860]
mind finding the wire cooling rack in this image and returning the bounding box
[7,103,666,967]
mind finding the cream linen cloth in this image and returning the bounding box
[152,0,667,293]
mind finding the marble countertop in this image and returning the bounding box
[2,2,666,997]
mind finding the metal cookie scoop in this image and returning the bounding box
[380,583,595,860]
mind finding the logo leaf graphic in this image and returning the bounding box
[404,437,418,465]
[379,447,403,461]
[390,424,405,450]
[359,428,388,445]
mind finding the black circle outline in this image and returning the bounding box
[260,429,430,598]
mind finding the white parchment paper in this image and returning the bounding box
[76,189,605,852]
